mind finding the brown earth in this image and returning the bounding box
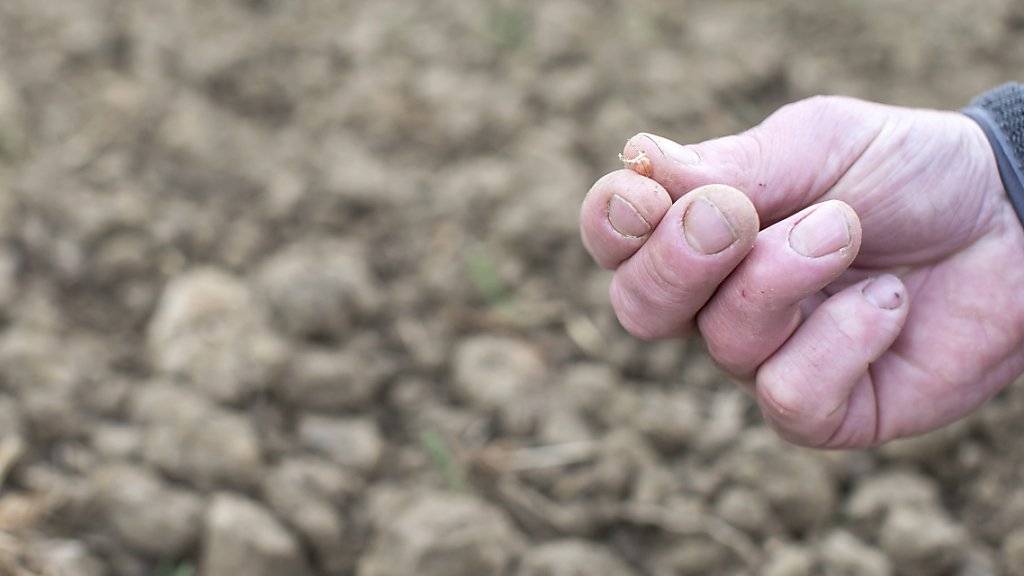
[1,1,1024,575]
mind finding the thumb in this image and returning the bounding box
[621,96,890,225]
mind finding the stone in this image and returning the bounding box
[132,383,263,488]
[358,491,525,576]
[517,539,638,576]
[560,363,617,417]
[647,539,733,575]
[148,268,286,403]
[847,469,941,522]
[631,388,701,449]
[879,506,966,574]
[819,530,892,576]
[714,486,772,535]
[263,456,364,507]
[28,539,107,576]
[763,543,814,576]
[695,390,748,454]
[721,430,836,532]
[0,394,23,439]
[91,464,203,558]
[89,423,142,460]
[452,335,545,410]
[255,239,380,340]
[297,415,383,474]
[200,493,312,576]
[279,339,393,410]
[263,457,365,573]
[1003,528,1024,576]
[959,546,999,576]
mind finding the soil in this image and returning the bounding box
[1,1,1024,575]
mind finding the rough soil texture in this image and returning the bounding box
[0,1,1023,575]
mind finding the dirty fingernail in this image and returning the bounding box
[640,133,700,165]
[789,203,852,258]
[863,274,904,310]
[683,198,737,254]
[608,194,651,238]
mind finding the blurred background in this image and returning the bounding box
[0,0,1023,575]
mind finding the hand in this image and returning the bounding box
[580,96,1024,448]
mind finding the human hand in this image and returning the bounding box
[580,96,1024,448]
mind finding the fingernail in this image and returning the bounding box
[640,133,700,165]
[789,204,852,258]
[683,198,737,254]
[607,194,651,238]
[863,275,903,310]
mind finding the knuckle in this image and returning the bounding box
[615,308,660,341]
[755,367,845,449]
[646,256,691,301]
[700,327,753,377]
[637,244,700,309]
[763,95,849,133]
[609,276,668,341]
[822,423,876,450]
[755,368,814,429]
[790,94,843,117]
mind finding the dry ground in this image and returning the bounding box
[1,1,1024,575]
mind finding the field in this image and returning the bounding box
[1,1,1024,575]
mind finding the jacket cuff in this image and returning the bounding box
[962,83,1024,228]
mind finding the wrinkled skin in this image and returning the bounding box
[580,96,1024,448]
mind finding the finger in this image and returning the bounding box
[580,170,673,269]
[755,274,910,448]
[609,184,759,340]
[621,97,891,223]
[698,200,862,376]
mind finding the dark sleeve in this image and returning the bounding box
[962,83,1024,227]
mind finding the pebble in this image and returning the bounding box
[846,469,941,522]
[255,239,381,340]
[148,268,286,403]
[722,430,836,532]
[1002,527,1024,576]
[358,491,525,576]
[879,505,967,574]
[263,457,364,573]
[714,485,773,535]
[91,463,204,558]
[200,493,312,576]
[763,542,814,576]
[297,415,383,474]
[279,338,394,410]
[517,539,638,576]
[452,335,546,410]
[28,539,107,576]
[818,530,892,576]
[132,383,264,488]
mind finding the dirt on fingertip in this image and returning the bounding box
[0,0,1023,575]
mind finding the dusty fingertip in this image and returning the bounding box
[618,150,653,178]
[862,274,906,310]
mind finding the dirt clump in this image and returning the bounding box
[358,491,525,576]
[200,492,312,576]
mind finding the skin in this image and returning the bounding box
[580,95,1024,449]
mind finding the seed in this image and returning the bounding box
[619,150,653,177]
